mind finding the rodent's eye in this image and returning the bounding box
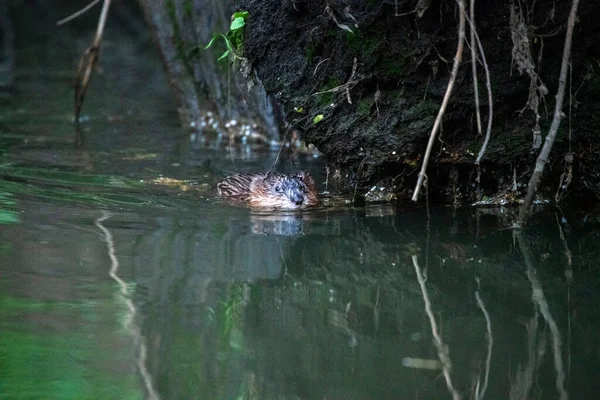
[275,186,282,193]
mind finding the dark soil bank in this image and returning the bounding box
[239,0,600,204]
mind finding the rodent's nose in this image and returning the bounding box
[292,194,304,205]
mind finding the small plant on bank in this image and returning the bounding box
[198,11,249,61]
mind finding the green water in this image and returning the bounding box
[1,7,600,400]
[3,190,600,400]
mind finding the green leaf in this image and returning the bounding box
[203,35,218,49]
[232,11,249,20]
[312,114,324,124]
[218,50,230,61]
[230,17,245,31]
[221,34,234,53]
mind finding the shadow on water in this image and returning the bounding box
[1,4,600,400]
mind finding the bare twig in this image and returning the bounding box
[412,255,461,400]
[470,0,482,137]
[412,0,466,202]
[56,0,101,26]
[311,58,359,104]
[518,0,580,225]
[395,0,431,18]
[313,57,331,75]
[73,0,112,129]
[267,127,293,175]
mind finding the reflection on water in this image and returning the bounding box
[1,198,599,399]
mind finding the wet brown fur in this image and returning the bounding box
[217,171,319,209]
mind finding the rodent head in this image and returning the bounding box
[270,175,308,209]
[244,171,318,209]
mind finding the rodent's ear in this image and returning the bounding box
[296,170,311,180]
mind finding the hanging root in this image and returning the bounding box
[470,0,482,137]
[311,57,359,105]
[510,2,548,150]
[465,11,494,165]
[412,0,466,202]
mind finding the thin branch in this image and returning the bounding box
[313,57,331,75]
[56,0,101,26]
[470,0,482,137]
[311,57,359,104]
[412,0,466,202]
[73,0,112,131]
[518,0,580,225]
[267,127,292,175]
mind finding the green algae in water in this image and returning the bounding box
[0,190,19,224]
[0,166,144,188]
[0,166,202,210]
[0,179,148,208]
[0,295,143,400]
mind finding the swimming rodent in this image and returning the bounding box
[216,171,319,209]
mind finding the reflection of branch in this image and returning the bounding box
[509,313,545,400]
[412,255,461,400]
[95,211,160,400]
[515,230,568,400]
[474,280,493,400]
[555,211,573,372]
[555,212,573,278]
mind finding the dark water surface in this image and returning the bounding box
[2,8,600,400]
